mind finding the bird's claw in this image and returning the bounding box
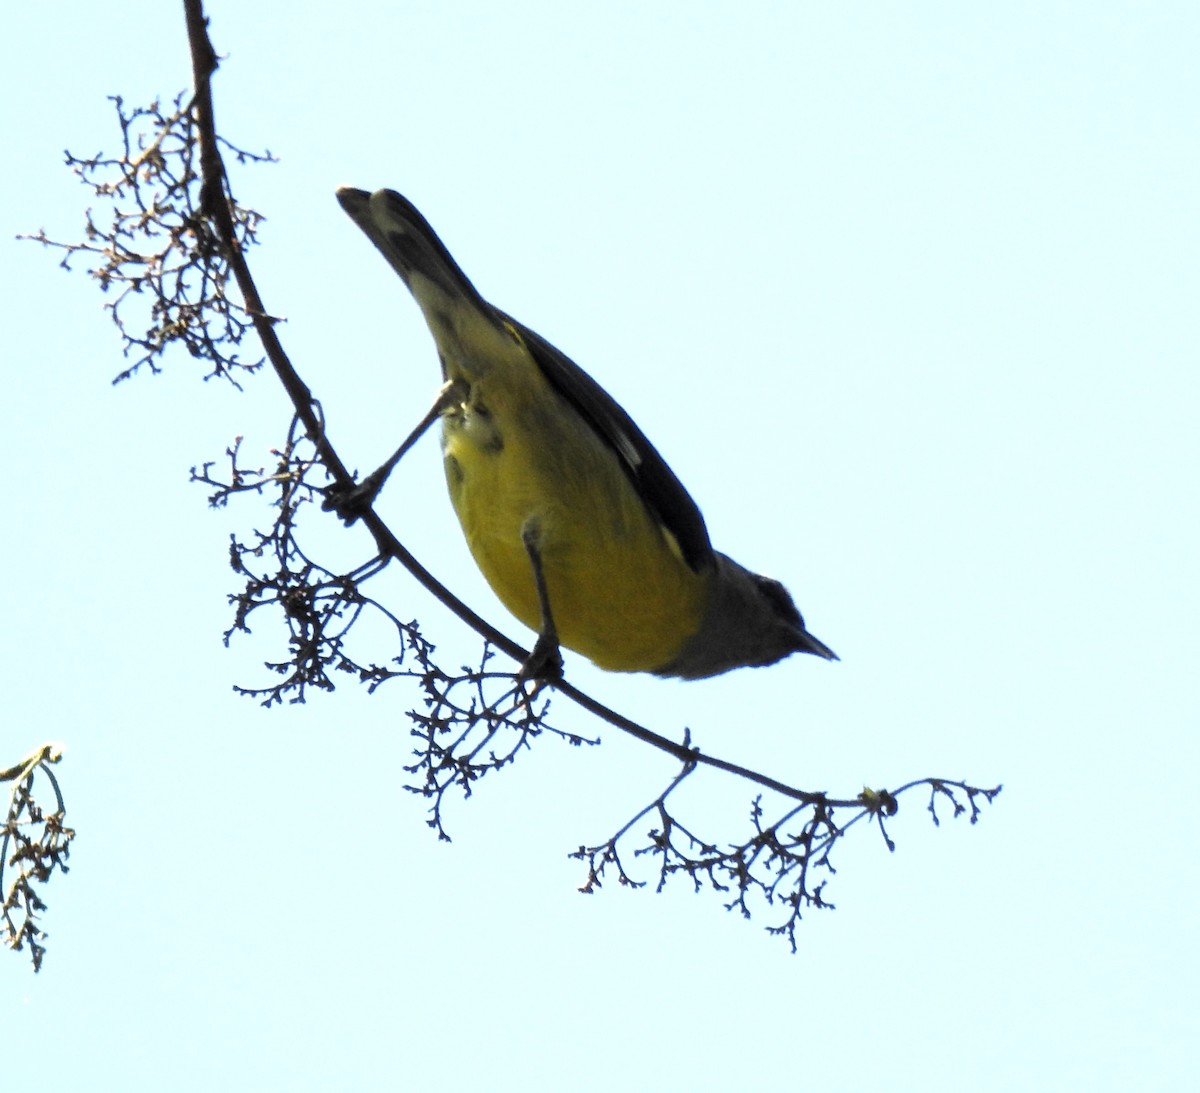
[322,469,387,526]
[518,635,564,685]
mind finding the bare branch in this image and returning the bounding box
[14,0,1002,958]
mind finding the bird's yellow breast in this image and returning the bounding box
[436,321,706,673]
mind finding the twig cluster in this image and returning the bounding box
[19,92,273,385]
[191,422,375,705]
[576,776,999,950]
[193,435,599,836]
[400,645,600,840]
[2,746,75,972]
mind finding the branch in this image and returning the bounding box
[17,0,1002,949]
[2,745,75,972]
[177,0,841,806]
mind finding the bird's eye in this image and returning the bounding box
[754,574,804,627]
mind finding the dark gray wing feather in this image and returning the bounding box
[507,315,714,573]
[339,187,714,573]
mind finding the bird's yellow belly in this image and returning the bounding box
[441,380,705,673]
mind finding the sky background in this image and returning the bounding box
[3,2,1197,1089]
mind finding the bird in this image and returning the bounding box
[328,187,837,681]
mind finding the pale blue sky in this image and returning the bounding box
[4,3,1197,1089]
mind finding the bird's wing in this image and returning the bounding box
[508,314,714,573]
[338,186,714,573]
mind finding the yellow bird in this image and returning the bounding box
[330,188,836,680]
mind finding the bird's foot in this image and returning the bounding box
[321,467,389,526]
[518,634,564,685]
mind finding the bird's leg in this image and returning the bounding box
[518,518,565,683]
[323,379,465,525]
